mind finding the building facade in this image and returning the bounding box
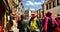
[25,9,32,20]
[37,9,43,19]
[25,9,37,20]
[7,0,25,15]
[18,3,25,15]
[43,0,60,17]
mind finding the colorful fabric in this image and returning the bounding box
[54,19,60,32]
[19,0,22,2]
[44,11,56,32]
[31,13,37,18]
[30,17,37,31]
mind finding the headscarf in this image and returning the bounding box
[31,13,37,18]
[44,11,56,32]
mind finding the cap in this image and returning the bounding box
[31,13,37,18]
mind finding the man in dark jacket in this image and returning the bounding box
[17,15,27,32]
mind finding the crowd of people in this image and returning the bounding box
[6,11,60,32]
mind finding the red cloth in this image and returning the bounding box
[44,11,55,32]
[31,13,37,18]
[54,19,60,32]
[19,0,22,2]
[0,26,3,32]
[0,21,2,26]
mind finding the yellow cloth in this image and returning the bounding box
[30,17,37,31]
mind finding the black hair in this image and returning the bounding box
[21,15,24,21]
[9,20,13,26]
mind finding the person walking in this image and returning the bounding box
[6,20,13,32]
[17,14,27,32]
[29,13,40,32]
[43,11,58,32]
[54,13,60,32]
[11,17,18,32]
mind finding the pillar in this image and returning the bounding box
[55,0,57,6]
[48,4,49,10]
[51,2,53,8]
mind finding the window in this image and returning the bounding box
[46,4,48,10]
[53,1,55,7]
[57,0,60,6]
[49,3,51,9]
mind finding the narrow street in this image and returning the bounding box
[0,0,60,32]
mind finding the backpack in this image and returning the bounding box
[30,19,38,31]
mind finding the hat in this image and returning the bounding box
[57,13,60,18]
[46,11,52,17]
[31,13,37,18]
